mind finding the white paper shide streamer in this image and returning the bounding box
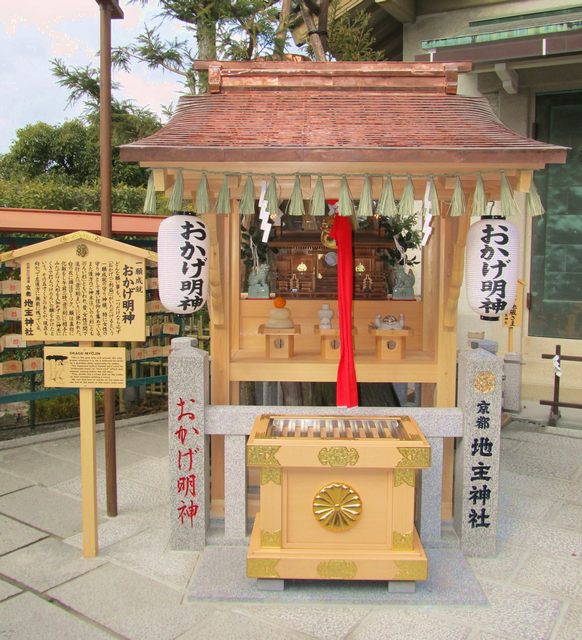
[258,180,273,243]
[158,214,209,314]
[421,180,433,247]
[465,218,520,320]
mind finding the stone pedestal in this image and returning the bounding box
[169,338,209,550]
[455,349,502,557]
[503,352,522,413]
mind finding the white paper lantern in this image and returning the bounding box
[157,214,209,315]
[465,218,520,320]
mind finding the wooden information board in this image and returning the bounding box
[0,231,157,558]
[502,279,525,328]
[44,347,126,389]
[17,232,147,342]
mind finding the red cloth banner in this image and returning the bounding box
[329,215,359,407]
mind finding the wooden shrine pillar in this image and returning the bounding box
[207,209,232,510]
[421,215,470,520]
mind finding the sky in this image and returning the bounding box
[0,1,187,152]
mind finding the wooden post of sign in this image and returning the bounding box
[98,0,124,520]
[79,343,98,557]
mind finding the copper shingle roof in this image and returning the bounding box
[120,62,566,166]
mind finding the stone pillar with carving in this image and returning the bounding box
[454,348,503,556]
[169,337,209,550]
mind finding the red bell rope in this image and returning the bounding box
[329,215,359,408]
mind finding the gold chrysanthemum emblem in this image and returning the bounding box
[313,482,362,532]
[474,370,496,393]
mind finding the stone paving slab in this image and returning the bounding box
[0,485,92,538]
[554,602,582,640]
[48,563,210,640]
[0,591,115,639]
[131,420,167,436]
[177,609,310,640]
[0,513,48,555]
[514,438,582,466]
[54,471,166,514]
[0,446,81,486]
[554,502,582,531]
[187,546,486,605]
[469,631,513,640]
[502,423,582,447]
[0,578,21,602]
[500,469,582,503]
[498,490,556,522]
[501,440,582,482]
[63,510,153,552]
[347,608,472,640]
[513,553,582,600]
[238,603,372,640]
[119,457,169,488]
[497,514,582,559]
[0,537,105,592]
[115,429,168,458]
[466,541,528,583]
[456,579,563,640]
[0,470,33,496]
[0,414,580,640]
[37,435,147,470]
[102,526,199,590]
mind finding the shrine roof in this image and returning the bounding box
[120,61,566,167]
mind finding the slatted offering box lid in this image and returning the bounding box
[247,414,430,469]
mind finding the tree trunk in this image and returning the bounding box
[318,0,330,52]
[273,0,292,60]
[299,2,326,62]
[196,17,217,93]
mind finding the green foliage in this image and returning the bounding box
[218,1,281,60]
[110,0,284,93]
[240,224,278,270]
[51,59,106,111]
[378,214,422,267]
[34,392,104,423]
[0,178,146,213]
[34,394,80,422]
[0,108,160,188]
[0,121,95,183]
[327,2,384,62]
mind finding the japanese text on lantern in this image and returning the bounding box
[19,255,145,342]
[178,219,207,313]
[479,223,510,315]
[467,399,493,529]
[174,397,200,528]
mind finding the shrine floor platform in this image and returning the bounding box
[0,413,581,639]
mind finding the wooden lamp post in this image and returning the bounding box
[96,0,124,517]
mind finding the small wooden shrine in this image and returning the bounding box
[121,60,566,516]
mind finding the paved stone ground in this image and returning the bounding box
[0,414,581,639]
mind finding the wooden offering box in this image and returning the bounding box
[368,326,411,361]
[258,325,301,359]
[314,326,358,360]
[246,415,431,584]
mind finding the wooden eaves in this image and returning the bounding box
[0,208,165,236]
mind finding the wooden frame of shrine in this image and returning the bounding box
[121,60,566,517]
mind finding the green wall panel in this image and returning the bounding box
[530,92,582,338]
